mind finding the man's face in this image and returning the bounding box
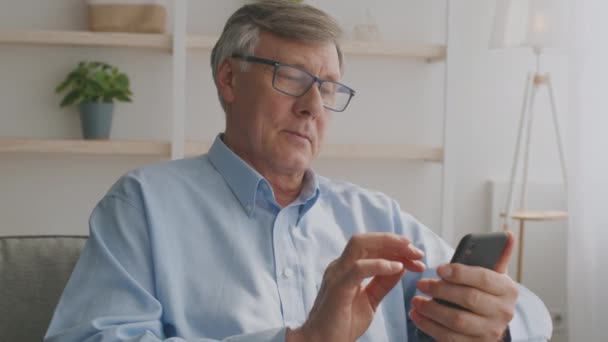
[221,31,341,176]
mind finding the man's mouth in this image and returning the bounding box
[284,130,312,143]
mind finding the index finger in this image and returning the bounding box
[341,233,425,263]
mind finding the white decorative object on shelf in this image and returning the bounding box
[353,9,381,41]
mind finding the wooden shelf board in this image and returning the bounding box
[186,141,443,162]
[341,40,446,61]
[320,144,443,161]
[0,31,447,62]
[0,30,172,50]
[0,139,443,162]
[500,210,568,222]
[0,138,171,156]
[188,34,446,61]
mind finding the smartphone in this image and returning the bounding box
[415,232,509,341]
[434,232,509,310]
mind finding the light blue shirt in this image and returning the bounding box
[45,135,552,342]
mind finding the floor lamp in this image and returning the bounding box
[490,0,568,283]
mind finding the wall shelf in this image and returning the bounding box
[0,30,446,62]
[320,143,443,161]
[189,34,447,61]
[184,141,443,161]
[341,40,445,61]
[0,138,171,156]
[0,139,443,162]
[0,30,172,50]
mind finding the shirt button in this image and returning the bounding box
[283,267,294,278]
[292,226,300,237]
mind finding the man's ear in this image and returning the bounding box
[217,58,238,105]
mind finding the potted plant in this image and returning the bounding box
[55,61,133,139]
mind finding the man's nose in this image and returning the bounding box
[294,82,324,118]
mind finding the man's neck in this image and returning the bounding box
[265,173,305,208]
[222,134,306,207]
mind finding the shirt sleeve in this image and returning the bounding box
[508,285,553,341]
[393,206,552,342]
[44,194,288,342]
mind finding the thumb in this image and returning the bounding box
[365,269,406,311]
[495,231,515,274]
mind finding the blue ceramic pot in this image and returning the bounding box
[79,102,114,139]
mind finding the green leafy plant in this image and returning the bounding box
[55,61,133,107]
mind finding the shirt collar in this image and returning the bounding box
[208,134,264,217]
[207,134,320,218]
[297,170,321,222]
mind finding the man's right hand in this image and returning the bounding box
[287,233,426,342]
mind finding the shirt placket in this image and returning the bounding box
[272,206,306,328]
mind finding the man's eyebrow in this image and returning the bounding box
[289,62,340,81]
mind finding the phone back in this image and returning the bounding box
[450,232,509,270]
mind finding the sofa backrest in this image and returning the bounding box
[0,235,87,342]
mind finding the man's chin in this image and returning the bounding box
[277,153,314,173]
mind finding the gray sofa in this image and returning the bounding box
[0,235,87,342]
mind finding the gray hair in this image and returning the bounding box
[210,0,344,109]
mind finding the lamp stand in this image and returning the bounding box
[501,50,568,283]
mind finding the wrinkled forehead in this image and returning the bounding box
[254,31,342,81]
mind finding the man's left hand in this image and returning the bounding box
[410,232,518,341]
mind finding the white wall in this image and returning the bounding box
[0,0,568,340]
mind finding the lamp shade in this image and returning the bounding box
[489,0,564,50]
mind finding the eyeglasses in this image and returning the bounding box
[232,54,355,112]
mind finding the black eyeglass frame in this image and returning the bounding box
[231,54,356,112]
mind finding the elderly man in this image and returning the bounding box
[46,1,551,341]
